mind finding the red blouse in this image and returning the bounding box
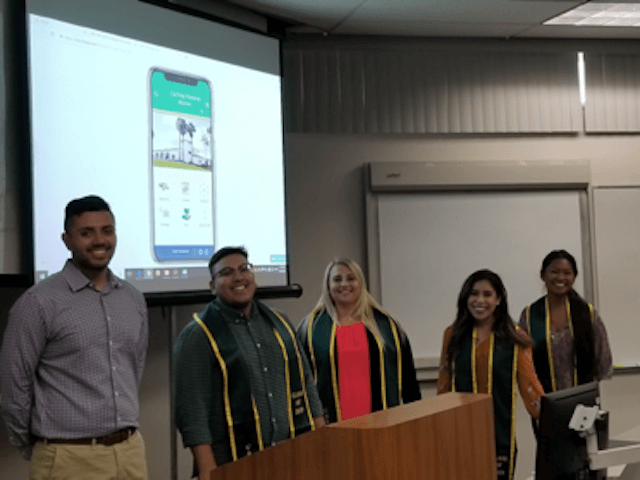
[336,322,372,420]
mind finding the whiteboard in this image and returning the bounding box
[378,191,585,361]
[593,187,640,367]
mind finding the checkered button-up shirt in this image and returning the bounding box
[0,260,148,459]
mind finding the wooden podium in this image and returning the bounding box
[211,393,497,480]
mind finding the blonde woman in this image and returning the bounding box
[297,258,420,423]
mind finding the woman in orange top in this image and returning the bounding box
[437,269,544,480]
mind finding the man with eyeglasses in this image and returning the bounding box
[173,246,325,480]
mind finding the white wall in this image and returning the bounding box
[273,132,640,323]
[268,132,640,480]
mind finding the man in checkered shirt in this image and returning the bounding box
[0,195,149,480]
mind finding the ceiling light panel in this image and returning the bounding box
[545,3,640,26]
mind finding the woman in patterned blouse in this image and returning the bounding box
[519,250,613,394]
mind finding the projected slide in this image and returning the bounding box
[150,69,214,262]
[29,12,288,292]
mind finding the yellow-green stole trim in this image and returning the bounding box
[306,306,322,382]
[272,328,295,438]
[388,318,403,402]
[308,308,401,421]
[193,313,263,461]
[470,328,495,394]
[251,397,264,451]
[508,343,518,480]
[270,310,316,434]
[328,322,341,420]
[453,327,518,480]
[372,331,388,410]
[527,297,596,393]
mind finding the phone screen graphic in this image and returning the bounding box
[150,69,214,261]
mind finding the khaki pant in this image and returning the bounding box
[29,430,148,480]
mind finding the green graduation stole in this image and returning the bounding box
[194,301,315,462]
[454,329,518,480]
[525,296,594,392]
[303,308,402,423]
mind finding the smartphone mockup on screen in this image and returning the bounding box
[150,68,214,262]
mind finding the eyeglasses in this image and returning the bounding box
[212,262,255,279]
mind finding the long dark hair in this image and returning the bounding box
[446,269,531,367]
[541,250,596,384]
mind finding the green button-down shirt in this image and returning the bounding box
[173,298,323,466]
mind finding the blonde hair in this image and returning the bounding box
[316,258,396,344]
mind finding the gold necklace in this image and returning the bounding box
[337,305,360,326]
[339,315,358,326]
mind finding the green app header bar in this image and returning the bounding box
[151,70,211,118]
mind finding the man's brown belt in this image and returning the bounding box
[37,427,136,446]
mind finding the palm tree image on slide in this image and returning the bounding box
[177,117,187,162]
[152,111,212,171]
[186,121,195,164]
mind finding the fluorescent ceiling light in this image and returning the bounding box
[545,3,640,26]
[577,52,586,106]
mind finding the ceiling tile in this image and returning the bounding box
[347,0,582,24]
[223,0,640,39]
[332,20,534,38]
[518,24,640,38]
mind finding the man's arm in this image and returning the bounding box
[190,444,218,480]
[0,291,47,459]
[174,321,227,469]
[135,294,149,384]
